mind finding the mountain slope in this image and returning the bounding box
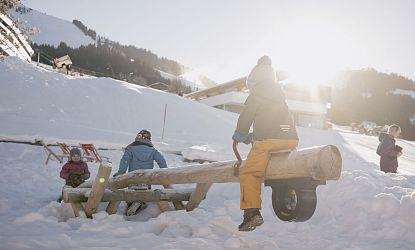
[330,69,415,140]
[10,5,94,48]
[0,57,237,151]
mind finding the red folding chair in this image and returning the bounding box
[57,142,71,155]
[80,143,110,163]
[39,140,68,165]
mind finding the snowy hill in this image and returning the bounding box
[0,57,238,158]
[0,57,415,249]
[10,6,94,48]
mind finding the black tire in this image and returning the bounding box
[271,185,317,222]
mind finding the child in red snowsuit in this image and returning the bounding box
[60,148,90,187]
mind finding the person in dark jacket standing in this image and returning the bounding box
[376,124,402,173]
[113,129,167,215]
[232,56,299,231]
[60,148,90,187]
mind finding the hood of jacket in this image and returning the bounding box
[378,132,389,142]
[129,139,153,148]
[250,79,286,103]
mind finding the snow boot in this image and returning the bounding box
[125,201,147,216]
[238,208,264,231]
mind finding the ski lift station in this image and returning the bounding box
[185,77,331,129]
[0,13,33,62]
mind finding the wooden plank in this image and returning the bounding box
[163,184,185,210]
[77,180,93,188]
[71,203,84,217]
[185,183,212,211]
[172,201,185,210]
[109,145,342,189]
[106,201,121,215]
[157,201,173,212]
[63,187,195,203]
[84,164,112,218]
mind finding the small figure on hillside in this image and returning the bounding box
[65,64,71,75]
[232,56,299,231]
[376,124,403,173]
[60,148,90,188]
[113,129,167,216]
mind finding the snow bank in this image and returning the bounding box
[0,140,414,249]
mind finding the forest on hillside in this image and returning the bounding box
[330,69,415,140]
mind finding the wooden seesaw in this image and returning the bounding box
[62,144,342,221]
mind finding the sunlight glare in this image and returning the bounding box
[275,21,355,86]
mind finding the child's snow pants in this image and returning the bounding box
[240,139,298,209]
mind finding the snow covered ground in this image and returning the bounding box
[1,57,415,249]
[10,6,95,48]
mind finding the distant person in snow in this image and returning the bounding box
[376,124,403,173]
[60,148,90,188]
[113,129,167,216]
[232,56,299,231]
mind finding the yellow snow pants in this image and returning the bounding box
[240,139,298,210]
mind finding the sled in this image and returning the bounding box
[62,144,342,221]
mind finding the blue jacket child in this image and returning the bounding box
[114,129,167,176]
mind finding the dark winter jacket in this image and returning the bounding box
[117,139,167,174]
[60,161,90,185]
[236,80,298,141]
[376,133,399,173]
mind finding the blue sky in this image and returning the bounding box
[22,0,415,83]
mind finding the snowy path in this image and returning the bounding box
[339,131,415,175]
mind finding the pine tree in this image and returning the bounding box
[0,0,19,14]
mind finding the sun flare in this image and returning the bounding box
[274,21,355,85]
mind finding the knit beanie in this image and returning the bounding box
[246,56,276,91]
[136,129,152,141]
[70,148,82,157]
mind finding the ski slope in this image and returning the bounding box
[10,6,95,48]
[0,57,414,249]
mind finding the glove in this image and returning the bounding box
[232,131,253,144]
[113,172,121,178]
[69,173,81,180]
[68,173,85,188]
[395,145,403,153]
